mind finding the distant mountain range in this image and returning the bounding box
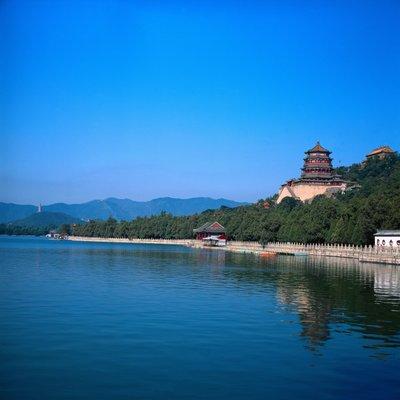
[0,197,248,224]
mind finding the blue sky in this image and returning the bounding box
[1,0,399,204]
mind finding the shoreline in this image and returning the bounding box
[68,236,263,255]
[68,236,195,246]
[67,236,400,266]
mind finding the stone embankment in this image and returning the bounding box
[68,236,194,246]
[68,237,400,265]
[229,241,400,265]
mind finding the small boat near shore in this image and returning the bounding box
[259,251,277,258]
[293,252,308,257]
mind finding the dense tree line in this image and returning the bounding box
[0,223,73,237]
[0,224,50,236]
[72,154,400,246]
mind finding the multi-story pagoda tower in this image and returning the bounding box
[300,142,335,182]
[277,142,347,203]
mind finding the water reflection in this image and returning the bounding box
[210,252,400,353]
[86,245,400,353]
[6,238,400,355]
[373,266,400,298]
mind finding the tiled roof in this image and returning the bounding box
[306,141,331,154]
[366,146,394,157]
[374,230,400,236]
[193,221,226,233]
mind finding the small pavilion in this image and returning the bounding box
[193,222,226,241]
[374,230,400,248]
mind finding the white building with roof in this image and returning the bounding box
[374,230,400,248]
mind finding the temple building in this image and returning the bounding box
[193,222,226,241]
[365,146,395,161]
[277,142,347,204]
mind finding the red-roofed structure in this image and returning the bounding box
[193,222,226,240]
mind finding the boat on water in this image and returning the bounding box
[293,252,308,257]
[259,251,277,258]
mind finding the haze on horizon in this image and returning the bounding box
[1,0,399,205]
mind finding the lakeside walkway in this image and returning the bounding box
[69,236,194,246]
[68,237,400,266]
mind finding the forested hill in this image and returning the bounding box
[10,211,81,228]
[72,154,400,246]
[0,212,82,237]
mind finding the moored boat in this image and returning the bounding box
[259,251,277,258]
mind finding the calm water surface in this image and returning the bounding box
[1,236,400,400]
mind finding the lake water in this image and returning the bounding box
[1,236,400,400]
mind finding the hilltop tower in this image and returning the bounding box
[37,204,42,213]
[301,142,336,182]
[277,142,347,203]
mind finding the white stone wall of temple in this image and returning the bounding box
[277,182,346,203]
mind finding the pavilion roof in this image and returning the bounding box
[366,146,394,157]
[305,141,331,154]
[193,221,226,233]
[374,230,400,236]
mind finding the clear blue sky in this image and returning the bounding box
[1,0,399,205]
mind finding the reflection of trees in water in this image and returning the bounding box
[76,245,400,352]
[219,253,400,351]
[90,245,228,266]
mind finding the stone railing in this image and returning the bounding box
[220,241,400,265]
[69,237,400,265]
[69,236,195,246]
[263,242,400,265]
